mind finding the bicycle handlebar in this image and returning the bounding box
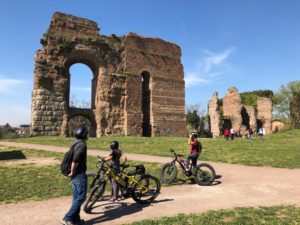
[170,149,178,157]
[169,149,185,159]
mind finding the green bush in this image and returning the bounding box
[0,126,16,139]
[240,90,273,106]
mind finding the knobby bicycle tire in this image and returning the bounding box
[86,172,97,192]
[131,175,161,204]
[160,162,178,184]
[193,163,216,186]
[83,180,106,213]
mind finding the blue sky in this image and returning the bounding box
[1,0,300,126]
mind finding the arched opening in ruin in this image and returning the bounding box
[141,71,152,137]
[222,118,232,133]
[257,119,263,132]
[241,107,250,130]
[68,114,96,137]
[69,63,95,109]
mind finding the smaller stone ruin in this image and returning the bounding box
[208,87,273,137]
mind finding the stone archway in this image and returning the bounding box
[67,108,97,137]
[31,12,186,137]
[222,118,232,133]
[64,52,100,110]
[241,106,250,130]
[69,63,94,109]
[257,119,263,133]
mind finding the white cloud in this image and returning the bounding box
[185,72,211,87]
[0,76,28,92]
[186,47,236,88]
[202,47,236,73]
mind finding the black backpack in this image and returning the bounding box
[60,142,78,176]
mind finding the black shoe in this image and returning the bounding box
[74,219,85,225]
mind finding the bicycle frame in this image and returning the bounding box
[93,159,143,190]
[105,165,139,188]
[170,149,200,174]
[170,149,188,171]
[161,149,216,186]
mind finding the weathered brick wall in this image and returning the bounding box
[31,12,186,137]
[222,87,243,132]
[208,87,273,137]
[122,33,186,136]
[208,92,220,137]
[31,89,64,136]
[244,105,257,133]
[257,97,272,134]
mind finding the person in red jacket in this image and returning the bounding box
[185,133,202,172]
[224,128,230,140]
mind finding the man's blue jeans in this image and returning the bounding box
[64,172,87,222]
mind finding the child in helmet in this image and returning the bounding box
[104,140,127,202]
[185,133,202,172]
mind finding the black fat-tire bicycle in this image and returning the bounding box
[160,149,216,186]
[83,158,161,212]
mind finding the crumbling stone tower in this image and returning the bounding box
[208,87,273,137]
[31,12,186,137]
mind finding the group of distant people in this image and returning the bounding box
[223,126,265,140]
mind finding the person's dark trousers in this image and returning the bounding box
[63,172,87,223]
[186,154,199,170]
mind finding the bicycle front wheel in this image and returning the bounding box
[193,163,216,186]
[86,172,97,193]
[131,175,161,204]
[160,162,178,185]
[83,180,106,213]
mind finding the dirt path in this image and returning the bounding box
[1,141,300,225]
[0,141,171,164]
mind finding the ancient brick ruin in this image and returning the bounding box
[208,87,273,137]
[31,12,186,137]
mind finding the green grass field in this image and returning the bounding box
[124,205,300,225]
[0,146,179,203]
[4,129,300,168]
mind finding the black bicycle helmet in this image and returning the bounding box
[191,132,198,139]
[110,140,119,150]
[74,126,89,140]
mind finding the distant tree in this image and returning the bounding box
[70,94,91,108]
[273,80,300,129]
[186,110,200,130]
[0,123,16,139]
[186,104,210,137]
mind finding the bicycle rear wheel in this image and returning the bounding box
[160,162,178,185]
[83,180,106,213]
[193,163,216,186]
[131,175,160,204]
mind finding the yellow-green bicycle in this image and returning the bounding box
[83,157,161,212]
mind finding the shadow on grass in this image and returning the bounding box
[85,198,173,225]
[0,150,26,160]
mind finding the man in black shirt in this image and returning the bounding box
[61,126,88,225]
